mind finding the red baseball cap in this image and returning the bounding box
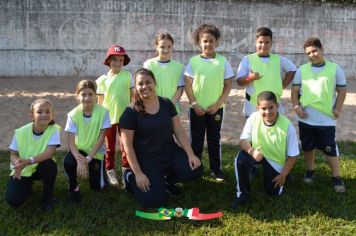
[104,45,130,67]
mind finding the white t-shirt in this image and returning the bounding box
[64,111,111,154]
[292,63,346,126]
[9,129,61,152]
[184,57,235,80]
[237,55,297,117]
[143,59,185,87]
[240,112,300,173]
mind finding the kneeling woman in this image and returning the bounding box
[120,68,202,208]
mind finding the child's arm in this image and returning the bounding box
[282,71,296,89]
[12,146,57,180]
[239,139,263,162]
[184,76,205,116]
[291,85,307,119]
[68,132,88,179]
[333,87,346,118]
[206,78,232,115]
[171,87,184,105]
[86,129,106,161]
[272,156,297,188]
[121,129,151,193]
[172,115,201,170]
[97,94,104,105]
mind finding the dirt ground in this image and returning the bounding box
[0,76,355,150]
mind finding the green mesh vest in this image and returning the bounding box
[251,113,290,166]
[248,53,282,105]
[145,58,183,113]
[190,54,226,109]
[300,61,337,117]
[68,104,108,160]
[12,123,61,177]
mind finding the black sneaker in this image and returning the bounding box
[42,197,57,211]
[210,170,225,182]
[303,170,315,184]
[165,183,181,197]
[332,176,346,193]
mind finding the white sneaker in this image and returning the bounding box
[107,169,119,186]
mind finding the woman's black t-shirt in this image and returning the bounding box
[120,97,178,165]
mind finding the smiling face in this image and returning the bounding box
[156,39,173,61]
[31,102,54,128]
[199,33,218,58]
[304,45,325,65]
[257,99,279,125]
[256,35,272,56]
[77,87,96,110]
[135,73,156,100]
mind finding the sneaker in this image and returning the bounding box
[210,170,225,182]
[165,183,181,197]
[303,170,315,184]
[333,176,346,193]
[42,197,57,211]
[107,169,119,186]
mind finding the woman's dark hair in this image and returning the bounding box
[257,91,278,105]
[193,24,221,45]
[133,68,156,115]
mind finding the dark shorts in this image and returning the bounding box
[298,121,338,156]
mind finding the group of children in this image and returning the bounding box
[5,24,347,211]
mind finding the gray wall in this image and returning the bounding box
[1,0,356,77]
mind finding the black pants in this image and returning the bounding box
[127,145,203,208]
[189,107,224,173]
[234,150,283,201]
[5,159,57,208]
[63,150,106,192]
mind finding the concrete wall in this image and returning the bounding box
[1,0,356,77]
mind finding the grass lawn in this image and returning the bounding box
[0,142,355,235]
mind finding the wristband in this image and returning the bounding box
[191,101,197,106]
[86,155,93,163]
[245,76,253,82]
[293,104,300,110]
[30,157,35,164]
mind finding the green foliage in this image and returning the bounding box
[0,142,355,235]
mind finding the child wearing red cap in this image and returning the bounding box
[96,45,134,186]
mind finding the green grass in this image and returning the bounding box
[1,142,356,235]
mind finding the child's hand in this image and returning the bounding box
[193,104,206,116]
[333,108,341,119]
[249,147,263,162]
[13,159,31,180]
[295,106,307,119]
[77,162,88,179]
[249,69,263,81]
[273,174,286,188]
[206,103,220,115]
